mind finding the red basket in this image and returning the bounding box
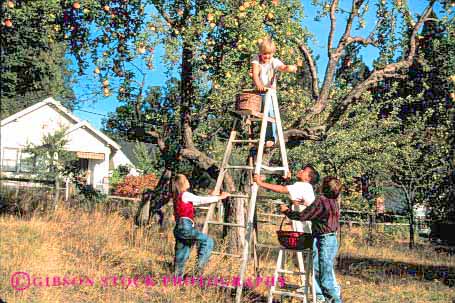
[276,217,313,250]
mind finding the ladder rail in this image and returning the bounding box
[270,90,290,177]
[202,130,236,234]
[236,89,272,303]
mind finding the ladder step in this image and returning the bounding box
[212,251,242,258]
[207,221,245,228]
[277,269,306,275]
[232,139,259,144]
[196,206,210,210]
[257,212,283,217]
[261,165,286,172]
[226,165,254,170]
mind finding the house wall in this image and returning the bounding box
[1,103,112,194]
[111,149,139,176]
[0,104,75,148]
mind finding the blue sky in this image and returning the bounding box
[72,0,432,129]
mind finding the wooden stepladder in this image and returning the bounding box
[267,247,316,303]
[202,89,290,303]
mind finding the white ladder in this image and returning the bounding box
[268,247,316,303]
[201,89,290,303]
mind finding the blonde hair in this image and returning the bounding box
[174,174,190,193]
[258,36,276,54]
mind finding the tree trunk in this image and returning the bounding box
[54,176,60,211]
[135,167,173,227]
[408,204,415,249]
[223,173,245,253]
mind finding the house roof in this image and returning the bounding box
[67,121,121,150]
[0,96,120,150]
[1,97,80,127]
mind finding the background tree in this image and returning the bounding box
[23,127,76,210]
[133,142,160,175]
[0,0,76,119]
[60,0,452,249]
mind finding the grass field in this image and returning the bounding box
[0,206,453,303]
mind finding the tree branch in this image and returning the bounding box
[180,147,217,170]
[151,1,175,28]
[284,126,325,141]
[322,0,436,132]
[299,0,366,127]
[328,0,340,56]
[298,42,319,100]
[146,130,167,152]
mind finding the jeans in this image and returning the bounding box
[261,93,276,142]
[313,233,342,303]
[173,218,214,277]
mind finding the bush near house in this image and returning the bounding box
[113,174,158,198]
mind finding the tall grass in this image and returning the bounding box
[0,205,453,302]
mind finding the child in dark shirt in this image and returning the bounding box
[280,176,343,303]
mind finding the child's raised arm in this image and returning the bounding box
[277,64,297,73]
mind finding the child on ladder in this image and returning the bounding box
[173,174,230,278]
[251,36,298,148]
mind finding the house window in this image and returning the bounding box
[19,151,34,173]
[2,148,19,172]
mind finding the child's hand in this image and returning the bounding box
[256,84,267,93]
[292,199,302,206]
[253,174,265,184]
[283,171,292,180]
[219,192,230,200]
[288,65,298,73]
[279,204,289,213]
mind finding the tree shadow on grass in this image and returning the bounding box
[336,253,455,288]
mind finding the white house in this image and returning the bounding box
[0,97,137,193]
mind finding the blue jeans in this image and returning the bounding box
[261,93,276,142]
[313,233,342,303]
[173,218,214,277]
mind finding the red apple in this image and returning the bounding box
[4,19,12,28]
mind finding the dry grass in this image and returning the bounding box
[0,206,453,303]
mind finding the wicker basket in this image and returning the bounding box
[235,90,262,112]
[276,217,313,250]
